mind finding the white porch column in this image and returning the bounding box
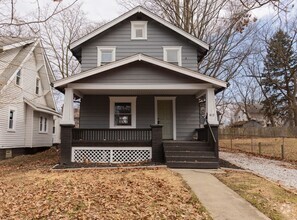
[61,88,75,125]
[205,88,219,125]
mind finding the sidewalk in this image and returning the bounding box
[174,169,270,220]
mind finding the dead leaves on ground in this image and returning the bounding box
[0,149,208,219]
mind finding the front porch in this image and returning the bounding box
[59,121,219,168]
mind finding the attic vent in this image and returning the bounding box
[136,14,143,20]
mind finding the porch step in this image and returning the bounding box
[164,145,213,152]
[166,155,217,162]
[165,151,215,157]
[166,161,219,169]
[163,141,218,169]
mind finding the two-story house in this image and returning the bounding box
[54,7,227,168]
[0,37,60,159]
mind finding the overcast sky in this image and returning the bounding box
[13,0,289,23]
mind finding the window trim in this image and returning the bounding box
[7,107,17,132]
[97,47,116,66]
[163,46,182,66]
[15,69,21,86]
[131,21,148,40]
[39,116,48,133]
[109,97,137,129]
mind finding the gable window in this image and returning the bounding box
[163,46,182,66]
[39,116,48,133]
[109,97,137,128]
[16,70,21,86]
[131,21,147,40]
[35,78,40,95]
[8,108,16,131]
[97,47,116,66]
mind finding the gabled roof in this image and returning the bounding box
[0,37,58,113]
[24,98,61,116]
[54,53,227,88]
[70,6,209,51]
[0,37,35,52]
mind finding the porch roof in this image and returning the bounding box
[54,54,227,92]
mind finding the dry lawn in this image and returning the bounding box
[0,148,210,220]
[220,137,297,162]
[215,170,297,220]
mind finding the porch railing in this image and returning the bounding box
[72,128,152,143]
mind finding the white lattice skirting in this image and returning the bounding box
[72,147,152,163]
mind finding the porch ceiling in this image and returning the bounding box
[75,89,202,95]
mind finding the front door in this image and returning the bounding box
[157,100,173,139]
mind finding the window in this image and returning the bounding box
[53,120,56,134]
[131,21,147,40]
[35,78,40,95]
[8,108,16,130]
[39,116,48,133]
[97,47,116,66]
[16,70,21,86]
[163,46,182,66]
[109,97,137,128]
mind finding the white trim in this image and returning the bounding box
[97,46,116,66]
[163,46,182,66]
[154,97,176,140]
[24,99,61,116]
[54,54,227,88]
[7,106,17,132]
[109,97,137,128]
[131,21,148,40]
[68,83,212,90]
[70,6,209,50]
[1,39,36,51]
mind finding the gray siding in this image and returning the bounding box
[176,96,200,140]
[80,14,199,72]
[77,62,203,84]
[80,95,200,140]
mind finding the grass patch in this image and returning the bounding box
[215,170,297,220]
[0,149,211,219]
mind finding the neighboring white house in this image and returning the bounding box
[0,37,60,159]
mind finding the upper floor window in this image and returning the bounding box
[8,107,16,131]
[131,21,147,40]
[97,47,116,66]
[163,46,182,66]
[35,78,40,95]
[16,70,21,86]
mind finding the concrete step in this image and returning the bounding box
[164,145,213,152]
[165,155,218,162]
[164,151,215,157]
[166,161,219,169]
[163,141,207,147]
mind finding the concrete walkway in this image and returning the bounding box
[174,169,270,220]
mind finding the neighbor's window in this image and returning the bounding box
[97,47,116,66]
[53,119,56,134]
[35,78,40,95]
[8,108,16,130]
[39,116,48,133]
[131,21,147,40]
[109,97,136,128]
[16,70,21,86]
[163,46,182,66]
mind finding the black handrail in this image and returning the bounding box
[205,118,217,143]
